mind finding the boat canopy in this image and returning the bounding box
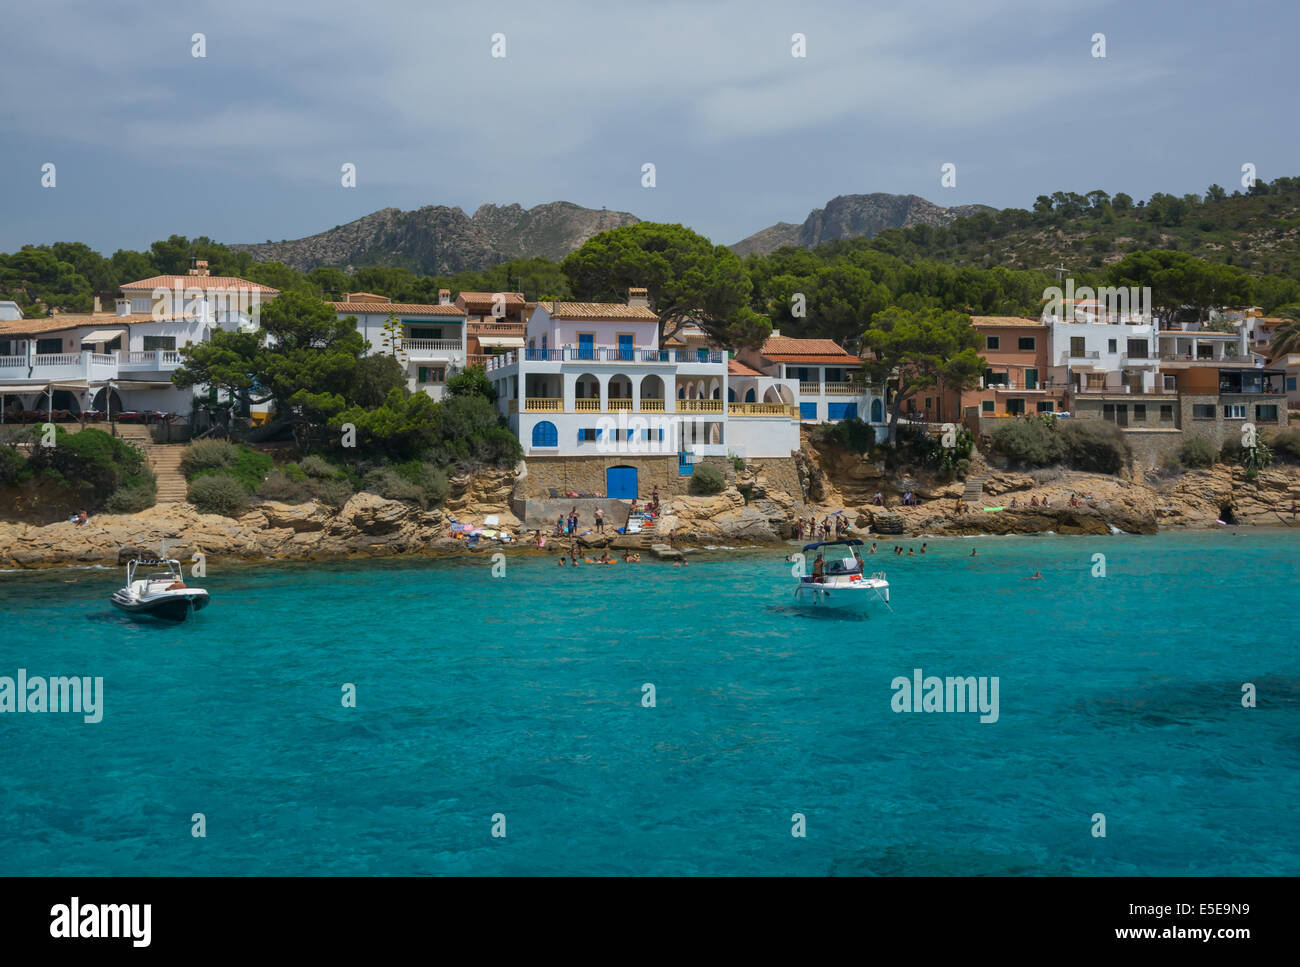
[801,538,864,553]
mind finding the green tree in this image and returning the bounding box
[562,223,770,347]
[1268,306,1300,357]
[445,365,497,402]
[860,307,985,444]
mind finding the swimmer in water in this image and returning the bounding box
[1026,569,1043,580]
[970,547,977,556]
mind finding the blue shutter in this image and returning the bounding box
[799,402,818,420]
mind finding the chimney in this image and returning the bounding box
[438,288,451,305]
[116,298,131,316]
[93,296,102,313]
[627,286,649,308]
[196,260,209,277]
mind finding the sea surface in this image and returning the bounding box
[1,531,1297,876]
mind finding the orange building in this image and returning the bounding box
[944,317,1067,424]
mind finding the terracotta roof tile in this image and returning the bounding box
[329,302,466,316]
[970,316,1044,328]
[120,275,280,294]
[728,359,763,377]
[760,336,854,357]
[455,291,525,311]
[764,353,865,365]
[0,313,197,336]
[548,302,660,321]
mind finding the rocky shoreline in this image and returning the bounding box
[1,462,1297,570]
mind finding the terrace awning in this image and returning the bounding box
[0,383,54,394]
[477,335,525,348]
[81,328,126,343]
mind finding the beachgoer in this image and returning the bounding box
[873,492,883,506]
[920,543,927,554]
[970,547,977,556]
[557,556,567,566]
[595,508,605,532]
[1030,494,1039,507]
[75,510,88,525]
[1029,569,1043,580]
[869,543,877,554]
[907,548,915,556]
[812,553,826,583]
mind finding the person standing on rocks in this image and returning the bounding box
[595,507,605,533]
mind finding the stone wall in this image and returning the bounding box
[745,457,805,500]
[518,454,730,499]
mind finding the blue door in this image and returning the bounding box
[871,399,884,422]
[617,334,633,361]
[828,402,858,420]
[578,334,594,360]
[799,402,818,420]
[606,465,637,499]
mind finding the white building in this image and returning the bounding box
[485,288,800,490]
[1044,316,1160,396]
[736,335,885,436]
[0,263,278,421]
[330,290,467,400]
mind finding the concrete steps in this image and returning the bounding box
[962,474,987,504]
[140,440,188,504]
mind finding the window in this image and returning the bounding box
[1160,405,1174,422]
[578,428,602,441]
[1017,337,1035,351]
[1103,404,1115,421]
[641,428,664,441]
[36,338,63,354]
[1134,404,1146,421]
[985,370,1008,387]
[1163,375,1178,392]
[1192,404,1216,420]
[0,340,12,356]
[1007,398,1025,415]
[1223,404,1246,419]
[1288,377,1297,391]
[985,335,1000,350]
[1036,401,1054,413]
[1070,337,1086,356]
[1107,339,1117,353]
[408,327,442,340]
[531,421,558,447]
[417,366,445,383]
[799,402,817,420]
[1256,404,1279,422]
[1126,339,1148,359]
[143,335,176,351]
[982,400,994,413]
[1024,368,1038,390]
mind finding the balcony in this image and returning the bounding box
[799,381,821,394]
[522,398,563,412]
[118,349,183,371]
[404,339,462,358]
[729,402,800,418]
[823,381,868,395]
[676,399,724,413]
[496,347,725,366]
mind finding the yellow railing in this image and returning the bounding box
[608,398,633,411]
[678,399,724,413]
[729,403,798,417]
[523,398,563,412]
[574,399,600,412]
[640,399,665,412]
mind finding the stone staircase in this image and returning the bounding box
[962,474,988,506]
[116,425,188,504]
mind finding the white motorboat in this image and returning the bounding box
[110,558,209,622]
[792,539,890,614]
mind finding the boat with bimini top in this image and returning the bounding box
[792,539,890,613]
[110,558,209,621]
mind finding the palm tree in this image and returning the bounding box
[1268,305,1300,359]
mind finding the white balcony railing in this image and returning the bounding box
[403,339,462,355]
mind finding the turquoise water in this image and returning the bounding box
[0,532,1297,876]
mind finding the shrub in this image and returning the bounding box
[281,462,309,482]
[690,462,726,495]
[0,447,28,486]
[823,417,878,455]
[1059,420,1129,474]
[362,467,425,505]
[1178,437,1216,469]
[24,427,147,505]
[1220,437,1243,463]
[257,469,314,504]
[298,455,340,478]
[313,479,355,508]
[1270,428,1300,461]
[188,473,249,516]
[104,468,157,514]
[990,419,1062,467]
[180,439,240,476]
[409,462,449,506]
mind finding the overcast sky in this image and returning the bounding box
[2,0,1295,256]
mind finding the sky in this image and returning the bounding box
[1,0,1296,257]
